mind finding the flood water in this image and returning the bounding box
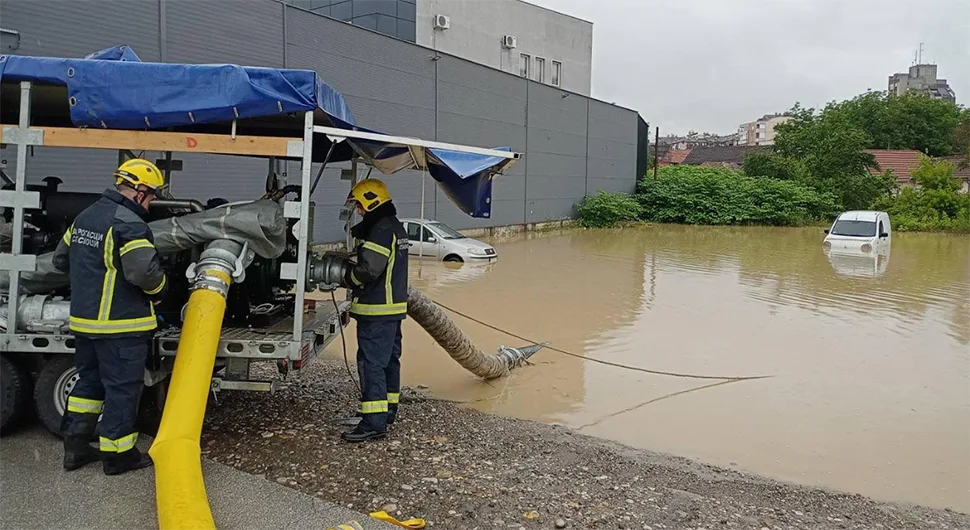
[324,225,970,512]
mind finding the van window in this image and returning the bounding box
[830,219,877,237]
[878,220,884,235]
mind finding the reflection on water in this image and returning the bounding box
[321,225,970,511]
[826,246,890,278]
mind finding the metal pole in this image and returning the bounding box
[418,172,426,278]
[653,126,660,181]
[292,111,315,343]
[346,159,358,253]
[5,81,34,336]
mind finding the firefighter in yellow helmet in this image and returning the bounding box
[52,158,169,474]
[338,179,409,442]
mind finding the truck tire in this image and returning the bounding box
[33,355,82,437]
[1,356,32,436]
[33,355,161,439]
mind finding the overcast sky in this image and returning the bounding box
[532,0,970,136]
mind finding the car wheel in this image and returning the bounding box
[443,255,464,263]
[1,356,32,436]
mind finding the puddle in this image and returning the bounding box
[322,225,970,511]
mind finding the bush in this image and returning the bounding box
[577,190,644,228]
[636,165,840,226]
[872,156,970,232]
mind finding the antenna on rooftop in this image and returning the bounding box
[918,42,924,64]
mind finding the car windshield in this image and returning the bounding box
[429,222,465,240]
[830,220,877,237]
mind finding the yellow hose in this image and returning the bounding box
[149,269,231,530]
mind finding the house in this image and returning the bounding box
[661,149,692,166]
[865,149,970,193]
[681,145,768,169]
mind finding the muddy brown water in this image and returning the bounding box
[321,225,970,512]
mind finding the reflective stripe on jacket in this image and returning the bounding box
[52,188,168,337]
[348,213,409,321]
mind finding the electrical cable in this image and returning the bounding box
[431,299,774,382]
[330,290,361,397]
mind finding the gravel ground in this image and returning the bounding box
[202,358,969,530]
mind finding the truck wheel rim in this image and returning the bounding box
[53,368,80,417]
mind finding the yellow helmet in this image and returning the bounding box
[114,158,165,191]
[348,178,392,212]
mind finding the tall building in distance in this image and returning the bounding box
[737,114,792,147]
[888,64,956,103]
[285,0,592,96]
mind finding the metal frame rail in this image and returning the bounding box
[0,81,317,363]
[1,80,521,369]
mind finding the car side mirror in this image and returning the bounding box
[427,236,437,243]
[880,232,889,238]
[823,229,830,234]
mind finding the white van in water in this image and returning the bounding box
[823,210,892,254]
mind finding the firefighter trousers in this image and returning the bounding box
[61,336,149,454]
[355,319,403,432]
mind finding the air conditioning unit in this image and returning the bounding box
[502,35,517,49]
[433,14,450,30]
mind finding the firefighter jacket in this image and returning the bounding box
[52,188,168,337]
[345,202,409,321]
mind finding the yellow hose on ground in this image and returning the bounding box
[149,268,232,530]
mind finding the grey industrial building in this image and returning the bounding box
[0,0,643,243]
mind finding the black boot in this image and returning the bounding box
[62,413,101,471]
[63,436,101,471]
[341,424,386,443]
[103,447,153,476]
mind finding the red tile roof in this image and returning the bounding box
[667,149,692,164]
[865,150,970,182]
[865,149,920,182]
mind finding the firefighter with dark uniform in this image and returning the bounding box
[52,158,169,475]
[339,178,409,442]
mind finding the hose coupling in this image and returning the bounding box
[186,239,254,297]
[306,252,352,292]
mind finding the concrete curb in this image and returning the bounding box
[0,428,394,530]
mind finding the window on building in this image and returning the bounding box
[551,61,562,86]
[535,57,545,83]
[519,54,531,78]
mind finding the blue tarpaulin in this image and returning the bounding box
[0,46,517,218]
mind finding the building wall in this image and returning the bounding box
[737,116,791,146]
[284,0,418,42]
[415,0,592,96]
[0,0,635,243]
[888,64,956,103]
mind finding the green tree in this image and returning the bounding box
[825,91,965,156]
[873,156,970,232]
[742,151,811,181]
[772,103,892,210]
[577,190,644,228]
[635,165,839,226]
[952,107,970,169]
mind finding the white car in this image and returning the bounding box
[400,218,497,263]
[823,210,892,254]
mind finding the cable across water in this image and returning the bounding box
[430,298,774,382]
